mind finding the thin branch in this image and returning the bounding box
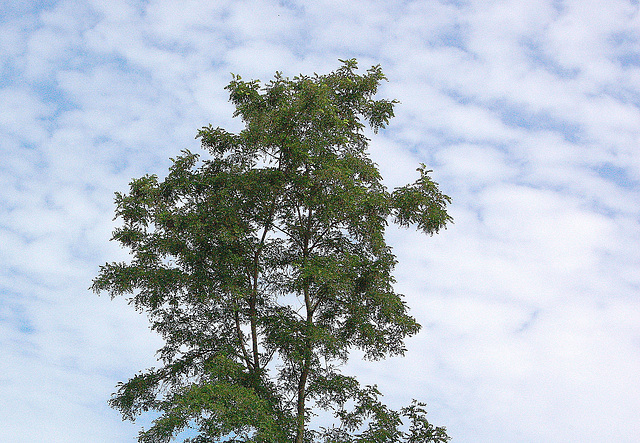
[234,309,253,370]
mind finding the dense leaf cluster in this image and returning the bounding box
[93,60,452,442]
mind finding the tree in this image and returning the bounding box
[92,59,452,443]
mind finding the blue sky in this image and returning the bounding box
[1,0,639,441]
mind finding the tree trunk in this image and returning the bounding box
[295,352,311,443]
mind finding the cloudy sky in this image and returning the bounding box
[2,0,640,441]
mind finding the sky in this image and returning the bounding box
[1,0,639,441]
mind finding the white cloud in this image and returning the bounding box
[1,0,640,441]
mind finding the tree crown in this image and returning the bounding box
[93,59,452,443]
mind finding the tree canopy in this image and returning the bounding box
[92,59,452,443]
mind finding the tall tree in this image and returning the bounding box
[93,59,452,443]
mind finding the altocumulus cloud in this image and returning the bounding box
[1,0,639,441]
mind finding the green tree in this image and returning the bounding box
[92,59,452,443]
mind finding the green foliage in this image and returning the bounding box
[93,59,452,442]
